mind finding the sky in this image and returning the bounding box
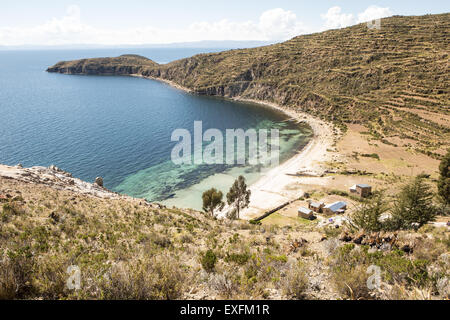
[0,0,448,46]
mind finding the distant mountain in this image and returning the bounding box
[0,40,274,51]
[48,13,450,158]
[137,40,276,48]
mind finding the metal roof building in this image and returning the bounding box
[323,201,347,214]
[298,207,316,220]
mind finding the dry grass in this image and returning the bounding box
[1,173,448,300]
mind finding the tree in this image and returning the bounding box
[437,149,450,206]
[388,176,436,230]
[202,188,224,217]
[351,192,389,232]
[226,176,251,220]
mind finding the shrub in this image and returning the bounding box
[328,189,349,197]
[331,245,372,300]
[1,203,24,222]
[229,233,239,244]
[150,233,172,248]
[0,247,34,299]
[282,263,309,299]
[361,153,380,160]
[225,252,250,265]
[333,264,372,300]
[412,237,447,262]
[331,244,433,300]
[201,250,217,273]
[2,203,17,216]
[371,250,430,287]
[0,254,24,299]
[266,254,288,264]
[209,272,239,298]
[32,255,70,299]
[437,149,450,205]
[98,256,186,300]
[243,263,258,284]
[179,233,193,244]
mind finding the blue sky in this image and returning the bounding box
[0,1,448,46]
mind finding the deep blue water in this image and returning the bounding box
[0,48,311,209]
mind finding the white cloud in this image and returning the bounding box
[0,6,308,46]
[0,5,395,46]
[259,8,306,40]
[0,5,97,46]
[357,5,393,23]
[320,5,393,30]
[321,6,355,29]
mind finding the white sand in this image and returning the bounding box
[230,98,336,219]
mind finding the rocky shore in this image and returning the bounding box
[0,164,121,199]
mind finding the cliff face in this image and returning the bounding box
[47,13,450,158]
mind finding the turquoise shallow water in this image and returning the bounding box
[0,48,312,210]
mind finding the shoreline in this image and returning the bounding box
[131,73,337,219]
[230,98,337,219]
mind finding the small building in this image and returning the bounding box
[350,184,372,198]
[323,201,347,215]
[308,201,325,213]
[298,207,316,220]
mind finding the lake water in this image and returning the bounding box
[0,48,312,210]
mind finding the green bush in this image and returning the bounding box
[225,252,250,265]
[201,250,217,273]
[437,149,450,205]
[328,189,349,197]
[361,153,380,160]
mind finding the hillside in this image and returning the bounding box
[15,13,449,300]
[48,13,450,159]
[1,164,449,300]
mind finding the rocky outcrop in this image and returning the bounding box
[94,176,104,187]
[0,164,118,199]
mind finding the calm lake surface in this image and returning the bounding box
[0,48,312,209]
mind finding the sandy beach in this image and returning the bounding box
[231,98,337,219]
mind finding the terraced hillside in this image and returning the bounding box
[48,13,450,158]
